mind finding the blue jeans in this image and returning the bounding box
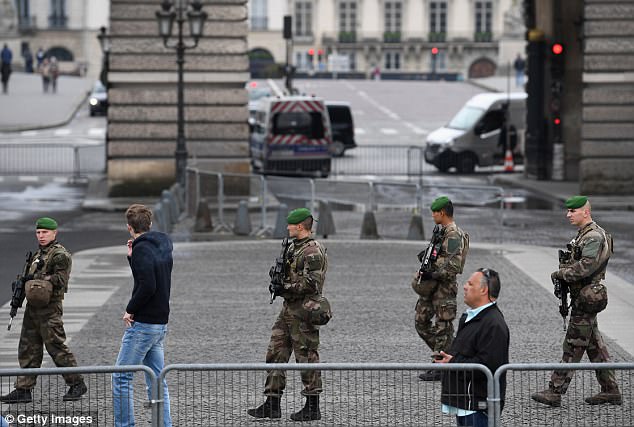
[456,411,488,427]
[1,416,8,427]
[113,322,172,427]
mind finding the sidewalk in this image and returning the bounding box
[0,72,93,132]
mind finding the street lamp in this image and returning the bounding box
[97,26,110,88]
[155,0,208,187]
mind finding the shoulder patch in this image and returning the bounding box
[306,252,324,270]
[447,237,461,253]
[581,238,601,258]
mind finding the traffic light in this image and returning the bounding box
[317,49,324,62]
[308,48,314,58]
[283,15,292,39]
[550,42,564,79]
[431,47,439,56]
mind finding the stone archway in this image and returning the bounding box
[468,57,496,78]
[249,48,278,78]
[46,46,74,61]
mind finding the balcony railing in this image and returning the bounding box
[338,31,356,43]
[48,15,67,28]
[428,32,446,42]
[474,31,492,42]
[383,31,401,43]
[18,16,37,32]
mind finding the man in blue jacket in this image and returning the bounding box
[113,204,173,427]
[436,268,509,427]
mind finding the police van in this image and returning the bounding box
[249,96,333,177]
[424,92,527,173]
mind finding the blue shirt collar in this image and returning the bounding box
[465,301,496,323]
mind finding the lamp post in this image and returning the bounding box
[97,26,110,88]
[155,0,207,187]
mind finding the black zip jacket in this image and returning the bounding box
[440,303,510,412]
[126,231,173,324]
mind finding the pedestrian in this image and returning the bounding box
[412,196,469,381]
[49,56,60,93]
[0,217,87,404]
[513,53,525,87]
[248,208,329,421]
[113,204,173,427]
[36,47,45,70]
[1,43,12,94]
[532,196,622,407]
[437,268,510,427]
[23,46,34,73]
[41,57,51,93]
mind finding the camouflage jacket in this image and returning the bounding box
[554,221,612,293]
[432,222,469,283]
[28,241,72,299]
[282,236,328,304]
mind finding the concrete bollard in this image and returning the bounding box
[234,200,252,236]
[160,197,174,227]
[316,200,336,238]
[273,203,289,239]
[153,202,167,233]
[407,214,425,240]
[360,211,380,239]
[169,183,185,213]
[194,200,213,232]
[162,190,180,223]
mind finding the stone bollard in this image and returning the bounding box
[360,211,380,239]
[234,200,252,236]
[162,190,180,224]
[194,200,213,232]
[273,203,289,239]
[153,202,167,233]
[169,183,185,214]
[407,214,425,240]
[316,200,336,238]
[160,197,174,227]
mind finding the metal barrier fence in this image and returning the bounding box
[0,365,158,427]
[1,363,632,426]
[331,145,426,176]
[0,143,105,178]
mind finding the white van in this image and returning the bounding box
[424,92,527,173]
[249,96,333,177]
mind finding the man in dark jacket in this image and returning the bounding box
[436,268,509,427]
[113,204,173,427]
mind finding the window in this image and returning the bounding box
[429,1,447,33]
[250,0,268,30]
[384,52,401,70]
[16,0,31,27]
[475,1,492,41]
[339,1,357,32]
[49,0,67,28]
[384,1,402,33]
[295,1,313,36]
[273,111,325,138]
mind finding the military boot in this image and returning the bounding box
[0,388,32,403]
[63,381,87,401]
[418,370,442,381]
[290,395,321,421]
[247,396,282,419]
[585,391,622,405]
[531,389,561,407]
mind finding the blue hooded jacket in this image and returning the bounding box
[126,231,173,324]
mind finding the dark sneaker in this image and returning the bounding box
[531,389,561,407]
[0,389,32,403]
[247,397,281,419]
[418,370,442,381]
[63,382,87,401]
[585,392,622,405]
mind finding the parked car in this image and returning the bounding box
[88,81,108,116]
[326,101,357,157]
[424,92,527,173]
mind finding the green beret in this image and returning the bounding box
[430,196,450,212]
[287,208,312,224]
[565,195,588,210]
[35,217,58,230]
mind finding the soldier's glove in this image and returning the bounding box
[551,271,561,282]
[419,271,434,281]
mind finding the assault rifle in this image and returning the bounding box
[553,248,572,331]
[8,251,32,331]
[416,225,444,284]
[269,238,290,304]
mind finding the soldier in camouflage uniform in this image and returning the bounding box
[248,208,328,421]
[0,217,87,404]
[532,196,622,407]
[412,196,469,381]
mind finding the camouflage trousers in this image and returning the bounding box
[550,311,619,394]
[414,279,457,354]
[264,305,322,397]
[15,301,83,390]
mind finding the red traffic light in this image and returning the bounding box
[552,43,564,55]
[431,47,439,55]
[317,49,324,56]
[554,117,561,125]
[308,48,314,55]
